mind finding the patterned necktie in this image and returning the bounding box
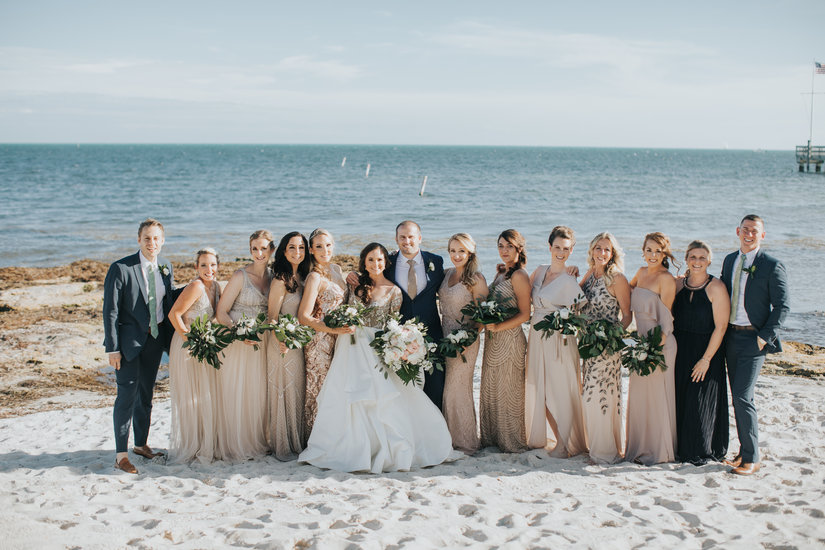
[729,253,746,324]
[407,259,418,298]
[148,264,159,338]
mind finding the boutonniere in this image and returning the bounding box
[427,261,435,273]
[742,265,756,278]
[160,264,171,277]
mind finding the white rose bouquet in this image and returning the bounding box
[532,302,587,346]
[270,313,315,356]
[182,315,234,370]
[230,312,272,350]
[437,328,479,363]
[324,302,373,344]
[370,315,442,387]
[577,319,627,360]
[622,326,667,376]
[460,295,518,325]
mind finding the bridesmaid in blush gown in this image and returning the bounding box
[626,232,678,466]
[297,229,351,442]
[480,229,531,453]
[579,232,632,464]
[439,233,488,455]
[673,240,730,464]
[299,243,457,472]
[266,232,311,460]
[525,226,588,457]
[215,230,274,462]
[168,248,221,463]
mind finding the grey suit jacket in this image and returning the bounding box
[102,252,175,361]
[720,248,790,353]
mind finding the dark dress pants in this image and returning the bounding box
[725,328,766,463]
[113,334,164,453]
[423,367,445,411]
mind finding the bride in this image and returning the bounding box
[299,243,458,473]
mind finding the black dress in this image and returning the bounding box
[673,276,728,464]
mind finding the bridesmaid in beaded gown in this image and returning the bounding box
[439,233,488,454]
[168,248,222,463]
[300,243,456,473]
[480,230,531,453]
[215,230,274,461]
[579,232,632,464]
[297,229,351,442]
[525,226,588,457]
[673,241,730,464]
[266,232,311,460]
[626,232,678,466]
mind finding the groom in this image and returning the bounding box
[103,219,175,474]
[721,214,789,476]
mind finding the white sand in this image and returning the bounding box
[1,375,824,549]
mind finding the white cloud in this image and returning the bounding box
[275,55,362,80]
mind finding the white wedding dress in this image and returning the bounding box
[299,286,459,473]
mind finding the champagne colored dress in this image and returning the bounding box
[525,268,587,456]
[299,287,456,472]
[169,281,221,463]
[480,275,528,453]
[673,277,728,464]
[217,269,270,462]
[625,287,677,465]
[439,269,481,454]
[581,274,624,464]
[303,277,345,441]
[265,282,305,461]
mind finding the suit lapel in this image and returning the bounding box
[132,254,148,304]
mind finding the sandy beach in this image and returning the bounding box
[1,261,824,549]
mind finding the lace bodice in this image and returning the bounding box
[439,269,475,333]
[311,278,346,320]
[489,274,518,311]
[582,274,620,323]
[348,285,402,328]
[229,269,270,322]
[183,281,220,325]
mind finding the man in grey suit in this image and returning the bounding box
[720,214,789,476]
[103,219,175,474]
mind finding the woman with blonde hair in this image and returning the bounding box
[626,231,679,465]
[579,232,632,464]
[439,233,488,454]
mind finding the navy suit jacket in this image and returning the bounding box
[385,250,445,342]
[103,252,175,361]
[720,248,789,353]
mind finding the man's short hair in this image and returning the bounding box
[740,214,764,228]
[138,218,164,237]
[395,220,421,235]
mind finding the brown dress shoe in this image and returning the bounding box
[133,446,165,459]
[731,462,761,476]
[723,455,742,468]
[115,456,138,474]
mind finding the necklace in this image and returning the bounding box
[684,274,711,290]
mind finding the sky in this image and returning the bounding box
[1,1,823,149]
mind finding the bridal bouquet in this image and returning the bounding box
[182,315,234,370]
[577,319,627,360]
[269,313,315,356]
[324,302,373,344]
[621,326,667,376]
[370,316,441,387]
[532,302,587,346]
[230,312,272,350]
[438,328,479,363]
[460,296,518,325]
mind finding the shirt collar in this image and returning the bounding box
[139,251,158,271]
[401,251,423,265]
[740,247,759,263]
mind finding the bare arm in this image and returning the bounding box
[692,279,730,383]
[629,268,642,289]
[215,270,244,326]
[297,273,353,335]
[267,278,287,322]
[169,280,204,338]
[659,273,677,310]
[486,270,531,332]
[609,274,633,330]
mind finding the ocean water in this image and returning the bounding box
[0,144,823,345]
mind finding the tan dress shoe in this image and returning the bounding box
[723,455,742,468]
[731,462,761,476]
[115,456,138,474]
[133,446,165,459]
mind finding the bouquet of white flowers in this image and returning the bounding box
[622,326,667,376]
[269,313,315,356]
[577,319,627,360]
[438,328,479,363]
[230,312,272,350]
[324,302,373,344]
[532,303,587,346]
[370,315,442,387]
[460,295,518,325]
[182,315,234,370]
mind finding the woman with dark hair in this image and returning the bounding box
[299,243,455,472]
[626,231,679,465]
[266,231,311,460]
[479,229,531,453]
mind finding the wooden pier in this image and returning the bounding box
[796,145,825,172]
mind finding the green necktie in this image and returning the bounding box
[729,253,746,324]
[148,264,159,338]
